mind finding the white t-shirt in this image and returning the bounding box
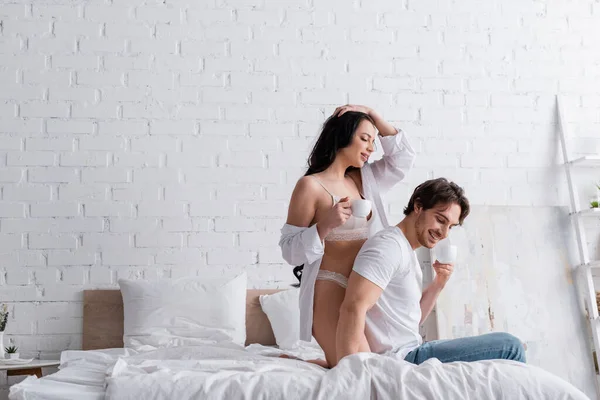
[352,225,423,358]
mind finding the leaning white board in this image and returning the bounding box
[433,206,596,398]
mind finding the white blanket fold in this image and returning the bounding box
[105,344,588,400]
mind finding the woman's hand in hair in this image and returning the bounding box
[333,105,396,137]
[316,197,352,239]
[334,104,374,118]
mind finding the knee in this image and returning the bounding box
[492,332,526,363]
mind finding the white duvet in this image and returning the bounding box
[10,342,589,400]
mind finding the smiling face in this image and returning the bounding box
[337,119,377,168]
[414,202,462,249]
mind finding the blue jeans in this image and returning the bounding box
[404,332,526,364]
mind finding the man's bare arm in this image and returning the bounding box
[419,261,453,325]
[336,272,383,364]
[419,280,444,325]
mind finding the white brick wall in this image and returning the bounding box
[1,0,600,393]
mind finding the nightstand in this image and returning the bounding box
[0,360,60,378]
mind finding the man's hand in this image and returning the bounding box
[432,261,454,288]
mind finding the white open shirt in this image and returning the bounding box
[279,129,417,341]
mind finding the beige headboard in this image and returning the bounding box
[82,289,282,350]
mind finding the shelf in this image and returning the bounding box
[569,155,600,167]
[583,261,600,278]
[580,261,600,270]
[571,208,600,217]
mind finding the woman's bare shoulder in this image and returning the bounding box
[287,175,322,227]
[293,175,321,196]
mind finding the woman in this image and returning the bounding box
[279,104,416,367]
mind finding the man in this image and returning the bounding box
[336,178,526,366]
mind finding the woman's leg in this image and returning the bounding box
[313,280,370,367]
[313,280,345,366]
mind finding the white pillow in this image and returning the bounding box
[259,289,300,349]
[119,273,247,350]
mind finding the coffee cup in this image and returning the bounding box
[435,242,458,264]
[351,199,372,218]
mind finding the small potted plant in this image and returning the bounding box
[5,345,19,359]
[590,183,600,209]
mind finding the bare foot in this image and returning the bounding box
[278,354,330,368]
[306,358,330,368]
[278,354,298,360]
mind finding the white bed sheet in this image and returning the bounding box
[8,348,137,400]
[9,342,590,400]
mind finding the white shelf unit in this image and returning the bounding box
[572,208,600,217]
[570,155,600,168]
[579,261,600,271]
[557,95,600,396]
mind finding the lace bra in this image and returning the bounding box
[311,176,372,242]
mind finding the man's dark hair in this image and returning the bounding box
[403,178,470,225]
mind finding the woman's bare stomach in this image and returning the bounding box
[319,239,367,277]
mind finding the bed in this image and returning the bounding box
[9,287,591,400]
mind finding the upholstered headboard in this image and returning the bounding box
[82,289,281,350]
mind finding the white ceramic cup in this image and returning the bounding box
[435,243,458,264]
[351,199,372,218]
